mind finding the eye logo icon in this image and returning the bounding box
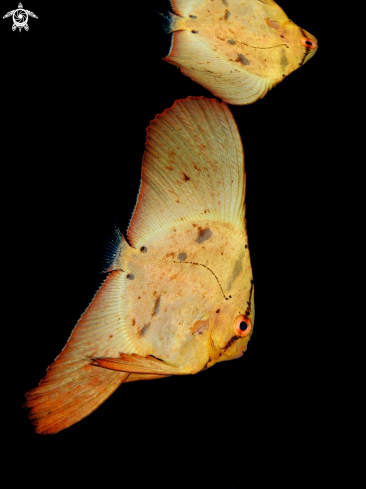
[3,3,38,31]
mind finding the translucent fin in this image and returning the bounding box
[165,30,274,105]
[99,222,122,273]
[24,270,136,434]
[127,96,245,248]
[91,353,183,375]
[170,0,206,17]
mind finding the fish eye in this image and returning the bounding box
[301,37,317,49]
[234,315,252,337]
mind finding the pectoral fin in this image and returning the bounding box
[91,353,184,376]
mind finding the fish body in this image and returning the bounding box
[164,0,318,104]
[24,97,254,434]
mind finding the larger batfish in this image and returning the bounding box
[24,97,254,434]
[163,0,318,104]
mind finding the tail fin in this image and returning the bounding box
[155,10,177,35]
[24,268,135,434]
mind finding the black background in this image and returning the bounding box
[2,0,340,486]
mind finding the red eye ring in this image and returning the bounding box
[301,37,317,49]
[234,315,252,337]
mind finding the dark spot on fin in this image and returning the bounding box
[227,39,236,45]
[191,30,199,34]
[140,322,151,337]
[189,15,197,18]
[177,252,187,262]
[140,246,147,253]
[222,0,228,5]
[183,173,191,181]
[225,10,231,20]
[126,273,134,280]
[196,227,213,244]
[236,54,250,66]
[152,296,161,317]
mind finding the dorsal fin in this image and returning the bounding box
[170,0,206,17]
[127,96,245,248]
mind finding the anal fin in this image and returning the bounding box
[91,353,183,376]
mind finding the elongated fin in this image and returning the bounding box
[91,353,183,376]
[24,270,137,434]
[165,31,275,105]
[125,373,170,383]
[170,0,206,17]
[127,96,245,248]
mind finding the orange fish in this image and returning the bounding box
[163,0,318,104]
[24,97,254,434]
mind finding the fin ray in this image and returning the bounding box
[165,30,274,105]
[24,270,137,434]
[127,97,245,248]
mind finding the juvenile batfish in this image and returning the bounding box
[163,0,318,104]
[24,97,254,434]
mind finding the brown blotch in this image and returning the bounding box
[191,30,199,34]
[109,335,113,338]
[223,335,239,351]
[236,54,250,66]
[140,246,147,253]
[192,223,197,227]
[166,166,173,171]
[222,0,228,4]
[196,227,213,244]
[193,163,201,172]
[140,323,151,337]
[225,10,231,20]
[166,252,175,258]
[177,252,187,262]
[132,319,136,326]
[152,296,161,317]
[183,173,191,182]
[176,199,180,203]
[216,309,220,313]
[245,244,248,249]
[227,39,236,45]
[126,273,134,280]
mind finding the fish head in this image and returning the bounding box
[266,17,318,73]
[209,280,255,365]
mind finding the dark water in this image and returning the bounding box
[2,0,340,485]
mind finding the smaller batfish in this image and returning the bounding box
[24,97,254,434]
[162,0,318,104]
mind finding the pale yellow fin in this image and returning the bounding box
[170,0,206,17]
[24,270,137,434]
[127,96,245,248]
[165,30,275,105]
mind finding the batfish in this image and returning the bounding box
[163,0,318,104]
[24,97,254,434]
